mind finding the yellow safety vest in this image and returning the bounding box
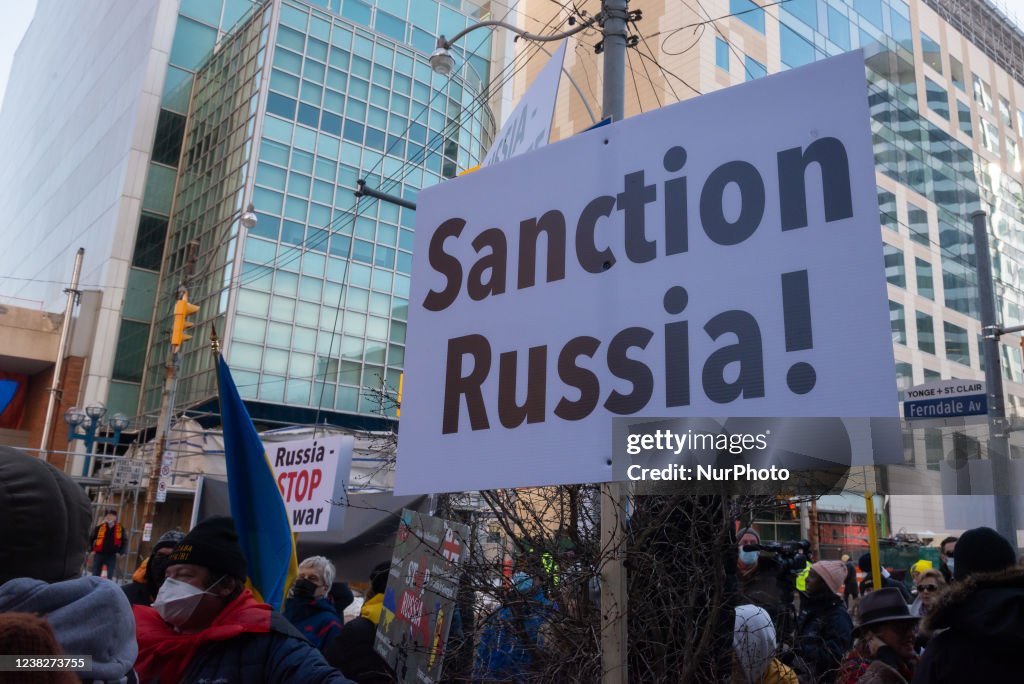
[795,560,812,592]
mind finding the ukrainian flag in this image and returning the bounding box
[216,356,298,610]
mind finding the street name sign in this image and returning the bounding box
[903,379,987,421]
[397,51,896,493]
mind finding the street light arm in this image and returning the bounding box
[439,14,601,50]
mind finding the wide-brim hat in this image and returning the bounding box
[853,587,918,635]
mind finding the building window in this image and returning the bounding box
[151,109,186,166]
[1000,97,1014,130]
[895,362,914,398]
[920,31,942,73]
[917,311,936,354]
[827,7,850,50]
[908,203,930,245]
[915,257,934,300]
[784,0,817,27]
[972,73,992,111]
[716,37,730,71]
[945,322,970,365]
[1009,138,1021,174]
[957,100,973,137]
[879,189,898,232]
[982,119,1000,155]
[731,0,766,33]
[112,320,150,383]
[949,56,965,90]
[925,429,943,471]
[745,56,767,81]
[925,78,949,120]
[884,244,905,287]
[890,301,906,344]
[132,213,169,272]
[780,24,815,69]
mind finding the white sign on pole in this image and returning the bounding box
[397,51,896,494]
[155,451,175,502]
[482,40,566,166]
[265,434,353,532]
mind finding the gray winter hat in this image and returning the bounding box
[0,446,92,584]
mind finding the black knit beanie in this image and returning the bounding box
[954,526,1015,581]
[0,446,91,584]
[167,516,248,580]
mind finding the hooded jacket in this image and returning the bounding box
[0,576,138,683]
[910,567,1023,683]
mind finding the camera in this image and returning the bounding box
[742,540,811,576]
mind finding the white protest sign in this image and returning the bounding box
[266,434,353,532]
[397,51,896,494]
[482,41,566,166]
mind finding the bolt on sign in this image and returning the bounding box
[373,509,470,683]
[265,434,353,532]
[397,51,897,494]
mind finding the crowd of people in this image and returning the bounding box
[2,444,1022,683]
[732,525,1023,683]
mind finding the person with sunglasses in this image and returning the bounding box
[909,569,946,652]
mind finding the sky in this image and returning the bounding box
[5,1,1024,104]
[0,0,37,105]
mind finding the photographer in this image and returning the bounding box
[736,528,795,642]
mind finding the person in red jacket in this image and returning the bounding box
[132,516,349,683]
[88,509,125,579]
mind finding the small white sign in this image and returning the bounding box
[265,435,353,532]
[142,522,153,542]
[482,41,566,166]
[903,379,985,400]
[397,52,896,494]
[155,451,175,503]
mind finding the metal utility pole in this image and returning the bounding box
[598,3,630,683]
[39,247,84,463]
[971,210,1019,552]
[135,241,200,564]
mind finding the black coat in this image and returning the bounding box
[910,567,1023,683]
[794,592,853,683]
[323,616,395,684]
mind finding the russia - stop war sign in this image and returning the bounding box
[267,434,353,532]
[396,51,897,494]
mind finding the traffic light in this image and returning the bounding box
[171,293,200,346]
[789,502,798,520]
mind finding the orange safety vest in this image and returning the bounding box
[93,522,123,553]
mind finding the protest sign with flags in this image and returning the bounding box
[216,355,298,610]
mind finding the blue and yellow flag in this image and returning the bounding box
[216,356,297,610]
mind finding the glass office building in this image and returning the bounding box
[518,0,1024,533]
[140,0,496,427]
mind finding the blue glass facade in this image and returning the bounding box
[143,0,496,423]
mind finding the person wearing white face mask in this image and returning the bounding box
[131,516,352,683]
[735,527,793,643]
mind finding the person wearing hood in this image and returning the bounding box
[472,570,555,683]
[132,516,350,683]
[284,555,344,651]
[910,526,1020,682]
[794,561,854,683]
[323,561,395,683]
[122,529,185,607]
[0,445,138,683]
[732,604,799,684]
